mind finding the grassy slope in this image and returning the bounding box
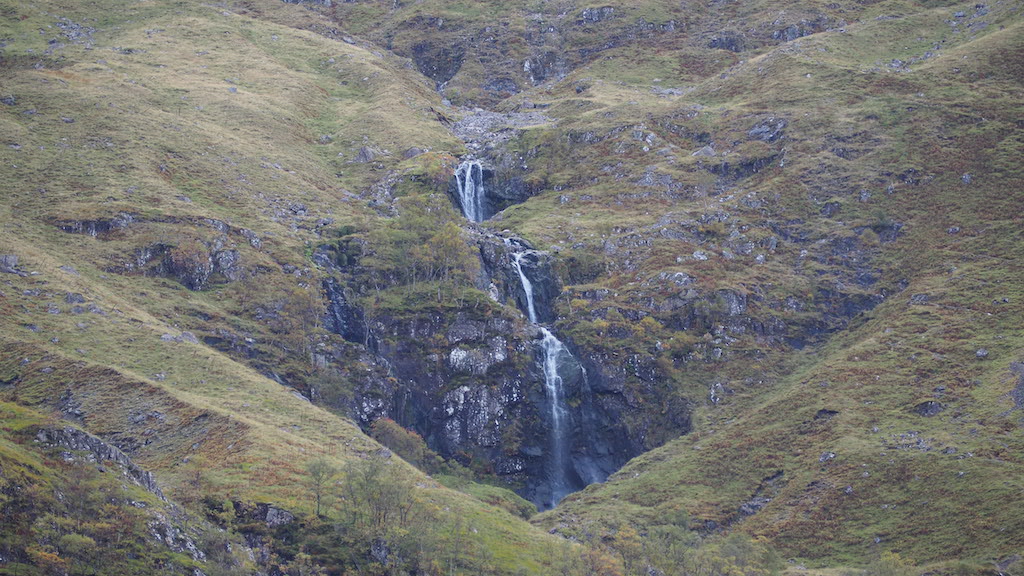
[512,0,1024,566]
[0,1,567,573]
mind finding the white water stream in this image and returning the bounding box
[454,160,486,222]
[509,244,576,506]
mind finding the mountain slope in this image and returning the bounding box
[2,0,1023,573]
[0,2,574,574]
[503,0,1024,565]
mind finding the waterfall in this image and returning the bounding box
[510,252,538,323]
[454,160,485,222]
[539,327,574,505]
[507,241,579,507]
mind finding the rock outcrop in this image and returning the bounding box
[35,426,166,500]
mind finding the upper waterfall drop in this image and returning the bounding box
[510,251,538,323]
[454,160,486,222]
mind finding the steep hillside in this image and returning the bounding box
[2,0,1022,573]
[0,2,571,574]
[506,1,1024,565]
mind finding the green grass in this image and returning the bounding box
[486,0,1024,566]
[0,2,581,573]
[1,0,1022,571]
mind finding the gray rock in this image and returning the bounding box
[748,118,787,142]
[580,6,616,23]
[976,348,989,359]
[35,427,165,499]
[353,146,378,163]
[718,290,747,316]
[402,146,426,159]
[657,271,695,287]
[820,201,841,217]
[233,501,297,529]
[447,319,486,343]
[57,212,136,237]
[239,228,262,249]
[448,337,508,375]
[441,384,504,447]
[709,33,747,52]
[0,254,20,274]
[213,249,241,281]
[739,495,771,516]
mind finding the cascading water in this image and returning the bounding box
[508,242,580,507]
[510,252,538,323]
[454,160,486,222]
[538,327,575,506]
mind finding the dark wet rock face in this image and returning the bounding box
[913,401,945,417]
[815,409,839,421]
[412,41,465,85]
[56,212,136,237]
[323,277,370,347]
[315,233,666,509]
[709,32,747,52]
[1011,363,1024,410]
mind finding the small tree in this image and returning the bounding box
[337,453,420,570]
[306,458,337,518]
[866,552,915,576]
[309,367,354,410]
[370,419,437,472]
[365,193,479,300]
[269,284,326,361]
[614,523,644,576]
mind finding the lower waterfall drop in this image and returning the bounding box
[539,327,575,507]
[508,241,583,508]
